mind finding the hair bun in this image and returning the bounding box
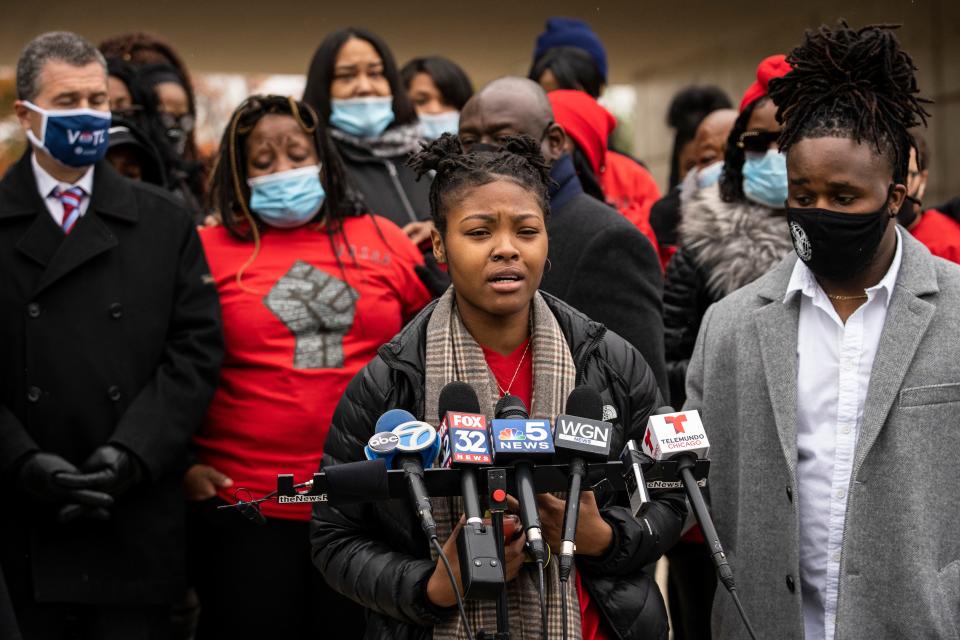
[408,133,464,179]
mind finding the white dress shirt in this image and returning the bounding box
[784,228,903,640]
[31,152,95,227]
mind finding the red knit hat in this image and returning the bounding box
[547,89,616,175]
[739,54,792,112]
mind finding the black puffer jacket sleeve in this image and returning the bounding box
[663,246,713,408]
[310,356,453,627]
[577,329,685,579]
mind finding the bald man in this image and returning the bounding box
[692,108,738,172]
[459,77,667,399]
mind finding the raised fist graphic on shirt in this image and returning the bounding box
[264,261,358,369]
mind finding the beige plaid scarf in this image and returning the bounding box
[424,287,581,640]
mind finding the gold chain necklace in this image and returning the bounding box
[826,292,869,301]
[495,340,531,397]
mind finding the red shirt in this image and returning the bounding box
[911,209,960,264]
[481,339,533,410]
[196,216,431,520]
[602,151,662,264]
[482,340,610,640]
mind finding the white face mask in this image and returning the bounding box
[418,111,460,140]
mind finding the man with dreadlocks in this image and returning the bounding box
[684,22,960,640]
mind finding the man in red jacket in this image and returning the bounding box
[547,89,661,257]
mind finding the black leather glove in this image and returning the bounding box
[55,444,143,498]
[415,252,451,299]
[16,452,114,509]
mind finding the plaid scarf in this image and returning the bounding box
[424,287,581,640]
[330,122,423,159]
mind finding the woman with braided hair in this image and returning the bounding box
[312,133,684,640]
[684,22,960,640]
[185,95,431,638]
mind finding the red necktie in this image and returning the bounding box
[56,186,84,234]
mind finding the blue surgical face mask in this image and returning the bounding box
[419,111,460,140]
[742,149,788,209]
[247,164,325,229]
[696,160,724,190]
[329,96,395,138]
[23,101,111,168]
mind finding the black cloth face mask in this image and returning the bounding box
[786,186,896,281]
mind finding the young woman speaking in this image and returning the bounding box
[312,134,685,640]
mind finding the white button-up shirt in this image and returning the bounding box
[784,228,903,640]
[31,152,94,227]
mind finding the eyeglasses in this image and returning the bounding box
[158,112,196,133]
[737,130,780,154]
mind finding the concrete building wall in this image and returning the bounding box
[1,0,956,201]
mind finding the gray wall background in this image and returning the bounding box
[2,0,956,202]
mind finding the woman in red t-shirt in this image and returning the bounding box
[184,95,431,638]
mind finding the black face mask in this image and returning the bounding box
[786,187,895,281]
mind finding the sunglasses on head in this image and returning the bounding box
[737,130,780,154]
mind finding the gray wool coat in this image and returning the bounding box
[685,231,960,640]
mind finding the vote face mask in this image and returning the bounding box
[419,111,460,140]
[742,149,788,209]
[696,161,723,190]
[23,101,111,167]
[786,189,895,280]
[247,165,325,229]
[329,96,395,138]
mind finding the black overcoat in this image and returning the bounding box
[0,153,223,605]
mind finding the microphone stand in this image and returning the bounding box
[481,467,510,640]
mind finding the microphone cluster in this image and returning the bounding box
[262,385,754,639]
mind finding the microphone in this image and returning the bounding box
[641,406,731,589]
[437,381,503,600]
[438,382,492,524]
[552,386,612,581]
[619,440,652,518]
[489,394,553,563]
[366,409,441,540]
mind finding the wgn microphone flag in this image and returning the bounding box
[552,386,611,581]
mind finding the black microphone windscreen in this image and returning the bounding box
[655,405,678,415]
[324,459,390,504]
[565,385,603,420]
[438,381,482,416]
[494,393,528,419]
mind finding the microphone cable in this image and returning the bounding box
[536,558,548,640]
[430,536,476,640]
[729,587,759,640]
[560,565,569,640]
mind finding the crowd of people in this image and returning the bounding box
[0,15,958,640]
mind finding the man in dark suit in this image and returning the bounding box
[458,77,667,399]
[0,31,223,639]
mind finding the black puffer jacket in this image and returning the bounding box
[333,137,432,229]
[311,292,685,640]
[664,183,792,406]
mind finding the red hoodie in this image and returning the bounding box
[195,215,432,520]
[547,90,661,260]
[911,208,960,264]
